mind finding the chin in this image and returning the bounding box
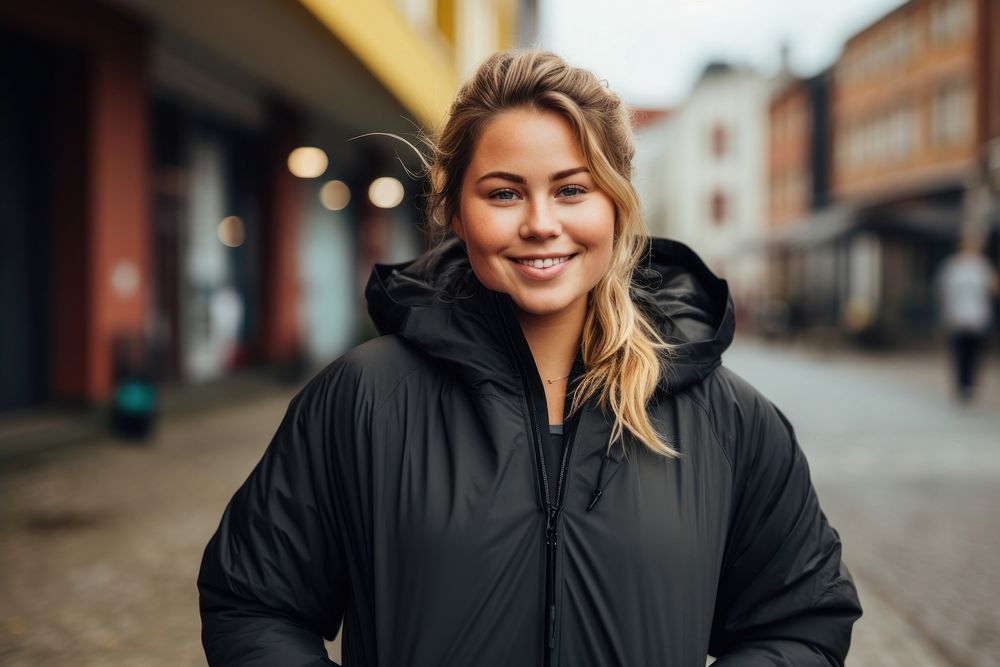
[509,291,584,319]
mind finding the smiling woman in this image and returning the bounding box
[454,108,618,426]
[422,52,674,450]
[198,49,862,667]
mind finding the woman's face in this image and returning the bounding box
[454,108,616,324]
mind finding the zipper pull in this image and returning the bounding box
[586,488,602,512]
[545,505,560,546]
[586,452,611,512]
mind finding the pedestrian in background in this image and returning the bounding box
[198,49,861,666]
[936,227,999,403]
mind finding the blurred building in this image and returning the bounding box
[632,107,674,238]
[769,71,833,229]
[0,0,535,414]
[764,69,838,336]
[760,0,999,346]
[833,0,978,201]
[980,0,1000,230]
[635,62,773,324]
[829,0,995,344]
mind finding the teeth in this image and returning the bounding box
[516,256,571,268]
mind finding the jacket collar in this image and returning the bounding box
[365,236,735,396]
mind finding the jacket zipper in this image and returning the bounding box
[547,411,580,661]
[493,293,580,667]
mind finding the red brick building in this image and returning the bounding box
[818,0,994,344]
[977,0,1000,227]
[769,79,814,229]
[832,0,978,202]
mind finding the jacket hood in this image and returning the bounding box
[365,237,735,395]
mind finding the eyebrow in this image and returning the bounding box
[475,166,589,185]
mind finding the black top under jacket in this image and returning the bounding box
[198,237,862,666]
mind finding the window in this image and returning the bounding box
[710,123,728,159]
[873,111,889,164]
[710,189,727,225]
[835,129,849,170]
[848,122,863,167]
[892,100,918,161]
[931,0,972,45]
[889,20,911,69]
[931,79,971,146]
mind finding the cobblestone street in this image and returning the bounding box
[725,338,1000,667]
[1,339,997,666]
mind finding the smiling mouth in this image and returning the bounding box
[510,255,575,269]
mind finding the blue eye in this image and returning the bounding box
[490,189,519,201]
[559,185,585,197]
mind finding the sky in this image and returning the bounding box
[538,0,908,108]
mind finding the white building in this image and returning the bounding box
[635,62,773,319]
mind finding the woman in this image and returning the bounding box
[198,50,862,666]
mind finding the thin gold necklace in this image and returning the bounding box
[545,374,570,385]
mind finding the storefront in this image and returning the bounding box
[0,0,455,412]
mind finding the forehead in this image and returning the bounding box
[467,108,586,175]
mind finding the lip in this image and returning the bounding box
[509,253,575,261]
[508,253,576,281]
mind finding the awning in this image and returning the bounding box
[105,0,458,134]
[766,203,860,250]
[856,202,963,240]
[297,0,458,129]
[766,200,966,251]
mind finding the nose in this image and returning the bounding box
[520,200,561,240]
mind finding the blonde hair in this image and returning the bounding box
[424,50,678,458]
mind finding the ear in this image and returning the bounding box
[451,214,466,242]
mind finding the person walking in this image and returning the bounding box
[197,50,862,666]
[936,228,999,402]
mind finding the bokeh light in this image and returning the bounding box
[110,260,140,297]
[287,147,329,178]
[320,180,351,211]
[217,216,245,248]
[368,177,404,209]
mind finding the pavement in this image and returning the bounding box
[724,337,1000,667]
[0,388,304,667]
[0,367,297,472]
[0,337,997,666]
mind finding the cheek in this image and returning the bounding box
[460,201,515,257]
[578,200,616,256]
[589,239,615,282]
[463,226,506,267]
[458,208,510,284]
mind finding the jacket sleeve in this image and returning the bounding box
[198,380,349,666]
[708,392,862,666]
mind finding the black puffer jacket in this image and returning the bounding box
[198,238,862,666]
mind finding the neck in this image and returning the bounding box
[515,298,586,385]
